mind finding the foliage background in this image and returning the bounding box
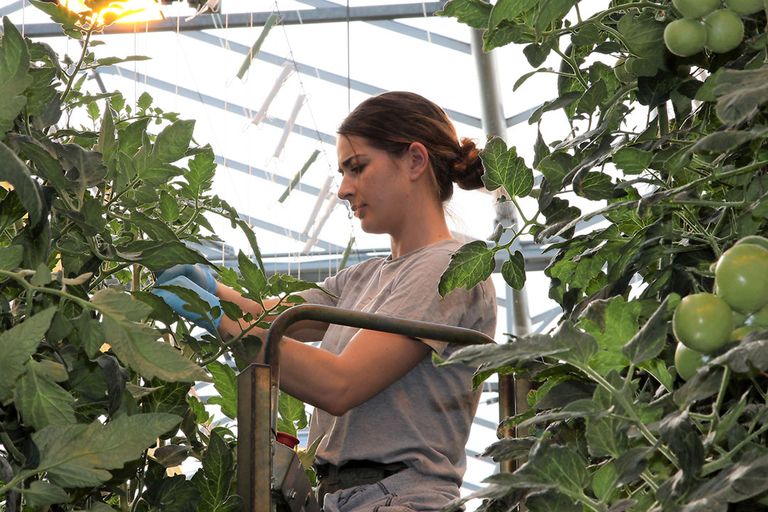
[436,0,768,510]
[0,4,312,510]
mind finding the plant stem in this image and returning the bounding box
[701,421,768,475]
[657,104,669,138]
[583,366,680,468]
[0,432,24,465]
[553,46,589,89]
[548,2,665,37]
[0,270,94,311]
[0,473,23,498]
[705,367,731,441]
[90,262,132,290]
[61,27,94,104]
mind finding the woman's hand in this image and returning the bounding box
[156,264,218,294]
[152,275,222,334]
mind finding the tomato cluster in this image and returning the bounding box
[672,236,768,380]
[664,0,759,57]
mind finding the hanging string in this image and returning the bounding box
[346,0,350,113]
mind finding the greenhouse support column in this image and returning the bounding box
[470,28,533,473]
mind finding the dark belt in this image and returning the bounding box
[314,459,408,503]
[314,459,407,480]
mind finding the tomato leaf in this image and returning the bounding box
[23,413,180,488]
[207,361,237,420]
[624,294,677,365]
[438,240,496,296]
[437,0,492,29]
[501,251,526,290]
[480,137,534,198]
[92,289,209,383]
[0,307,57,403]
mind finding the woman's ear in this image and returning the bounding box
[405,141,430,180]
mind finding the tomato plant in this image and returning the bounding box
[715,243,768,314]
[0,7,312,510]
[440,0,768,509]
[673,293,734,353]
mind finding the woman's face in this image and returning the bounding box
[336,135,411,235]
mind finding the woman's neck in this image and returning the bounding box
[389,209,452,259]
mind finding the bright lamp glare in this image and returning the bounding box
[58,0,164,25]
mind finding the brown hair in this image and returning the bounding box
[337,91,485,202]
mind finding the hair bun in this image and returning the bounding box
[451,138,484,190]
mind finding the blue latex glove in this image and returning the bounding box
[156,264,217,295]
[152,275,222,334]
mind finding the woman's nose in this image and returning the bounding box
[337,175,353,201]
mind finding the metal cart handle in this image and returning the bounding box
[236,304,495,512]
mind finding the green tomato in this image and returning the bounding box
[673,0,720,18]
[725,0,764,14]
[715,243,768,314]
[664,19,707,57]
[733,309,749,326]
[730,325,762,342]
[748,303,768,327]
[674,342,710,381]
[673,292,734,353]
[704,9,745,53]
[735,235,768,251]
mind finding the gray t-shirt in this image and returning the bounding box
[297,239,497,487]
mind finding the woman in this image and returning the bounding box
[155,91,497,511]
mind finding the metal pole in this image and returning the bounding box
[470,28,533,474]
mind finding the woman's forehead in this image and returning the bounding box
[336,135,369,162]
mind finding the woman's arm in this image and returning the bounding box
[278,330,431,416]
[215,282,329,342]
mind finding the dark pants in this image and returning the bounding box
[315,461,408,505]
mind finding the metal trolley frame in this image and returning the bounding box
[235,304,496,512]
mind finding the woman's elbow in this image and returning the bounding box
[316,386,362,417]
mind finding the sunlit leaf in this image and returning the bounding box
[24,413,180,488]
[192,430,240,512]
[207,361,237,419]
[92,289,209,382]
[534,0,577,34]
[480,137,534,198]
[501,251,526,289]
[152,119,195,164]
[437,0,492,29]
[438,240,496,296]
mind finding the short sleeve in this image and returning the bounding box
[293,264,355,307]
[376,252,493,355]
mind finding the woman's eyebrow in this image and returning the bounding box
[338,154,364,171]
